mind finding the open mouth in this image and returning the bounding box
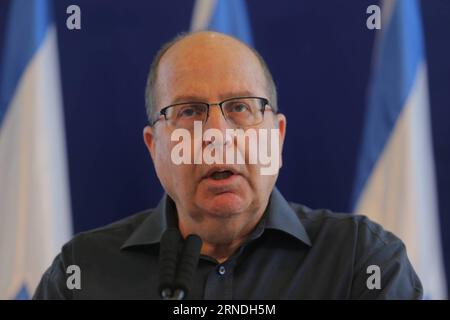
[210,170,234,180]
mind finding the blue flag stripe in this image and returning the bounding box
[351,0,425,208]
[14,284,29,300]
[207,0,253,46]
[0,0,52,125]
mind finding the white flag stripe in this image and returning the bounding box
[0,25,72,299]
[355,62,447,299]
[191,0,217,32]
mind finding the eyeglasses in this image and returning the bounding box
[151,96,272,129]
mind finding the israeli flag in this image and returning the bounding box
[352,0,447,299]
[191,0,253,45]
[0,0,72,299]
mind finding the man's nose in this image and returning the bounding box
[203,105,234,151]
[204,104,230,131]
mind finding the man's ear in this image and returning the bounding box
[143,125,156,162]
[276,113,286,168]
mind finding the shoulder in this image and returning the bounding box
[33,209,156,299]
[68,209,151,249]
[53,208,159,271]
[290,202,400,249]
[289,202,409,270]
[288,202,422,299]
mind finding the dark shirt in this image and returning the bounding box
[33,188,422,299]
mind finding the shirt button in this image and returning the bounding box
[218,265,226,275]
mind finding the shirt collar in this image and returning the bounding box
[264,187,311,246]
[120,195,176,249]
[121,187,311,250]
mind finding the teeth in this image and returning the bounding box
[211,170,233,180]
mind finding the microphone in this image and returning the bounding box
[158,229,202,300]
[173,234,202,299]
[158,228,182,299]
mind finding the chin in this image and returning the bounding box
[198,192,249,218]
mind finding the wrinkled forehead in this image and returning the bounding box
[155,33,267,107]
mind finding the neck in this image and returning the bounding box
[199,234,248,263]
[177,210,264,263]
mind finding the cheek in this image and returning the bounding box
[153,139,176,184]
[154,139,196,191]
[154,140,171,170]
[246,166,273,192]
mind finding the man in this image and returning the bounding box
[34,31,422,299]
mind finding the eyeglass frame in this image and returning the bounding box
[150,96,273,127]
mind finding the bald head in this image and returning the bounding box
[145,31,277,124]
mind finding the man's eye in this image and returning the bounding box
[178,106,200,118]
[230,103,249,113]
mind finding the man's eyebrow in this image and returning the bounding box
[171,95,205,104]
[218,91,256,100]
[170,91,257,104]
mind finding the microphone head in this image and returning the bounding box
[157,228,182,297]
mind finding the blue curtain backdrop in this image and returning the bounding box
[1,0,449,293]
